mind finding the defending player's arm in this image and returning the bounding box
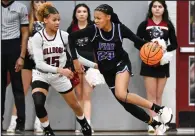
[32,33,58,73]
[68,25,97,73]
[62,31,97,68]
[76,50,97,68]
[120,24,147,49]
[68,25,96,60]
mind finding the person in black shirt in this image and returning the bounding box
[69,4,173,134]
[134,0,178,133]
[6,0,45,133]
[1,0,29,132]
[67,4,105,133]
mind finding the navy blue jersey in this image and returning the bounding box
[69,22,146,73]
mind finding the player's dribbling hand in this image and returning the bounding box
[151,38,167,53]
[73,59,84,74]
[58,68,74,79]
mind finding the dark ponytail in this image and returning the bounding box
[111,12,121,24]
[95,4,121,24]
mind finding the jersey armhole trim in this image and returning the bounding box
[59,30,66,49]
[37,31,43,47]
[91,24,97,42]
[118,24,122,42]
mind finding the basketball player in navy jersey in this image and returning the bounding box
[135,0,178,132]
[69,4,173,134]
[30,2,93,136]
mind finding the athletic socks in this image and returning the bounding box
[41,120,53,132]
[151,103,163,113]
[76,114,85,120]
[149,118,162,129]
[76,115,88,126]
[76,115,92,136]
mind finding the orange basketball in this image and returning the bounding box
[140,42,163,66]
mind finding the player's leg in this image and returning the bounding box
[82,74,93,129]
[74,73,84,133]
[103,69,162,132]
[75,73,84,107]
[115,71,172,123]
[22,58,43,132]
[31,70,54,136]
[52,76,92,136]
[31,81,53,136]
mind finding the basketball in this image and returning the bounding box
[140,42,163,66]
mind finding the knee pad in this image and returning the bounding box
[32,91,47,118]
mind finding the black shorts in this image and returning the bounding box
[140,62,170,78]
[102,58,133,89]
[23,54,35,70]
[31,80,49,91]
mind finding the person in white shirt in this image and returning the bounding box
[30,2,95,136]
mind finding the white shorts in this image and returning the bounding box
[32,69,72,93]
[85,68,106,87]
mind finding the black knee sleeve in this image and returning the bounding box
[32,92,47,118]
[115,89,150,123]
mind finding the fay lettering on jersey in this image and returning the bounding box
[43,47,64,55]
[98,42,115,50]
[97,42,115,61]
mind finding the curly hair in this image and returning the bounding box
[37,2,58,22]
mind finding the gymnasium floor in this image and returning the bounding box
[1,128,195,136]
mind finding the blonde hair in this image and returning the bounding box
[29,0,47,35]
[37,2,58,22]
[29,0,35,35]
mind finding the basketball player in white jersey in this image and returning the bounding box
[30,2,95,136]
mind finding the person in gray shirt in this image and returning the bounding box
[1,0,29,133]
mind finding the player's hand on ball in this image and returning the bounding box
[151,38,167,52]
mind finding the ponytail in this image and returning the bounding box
[111,12,121,24]
[37,2,58,22]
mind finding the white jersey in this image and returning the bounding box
[31,29,69,73]
[31,28,96,74]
